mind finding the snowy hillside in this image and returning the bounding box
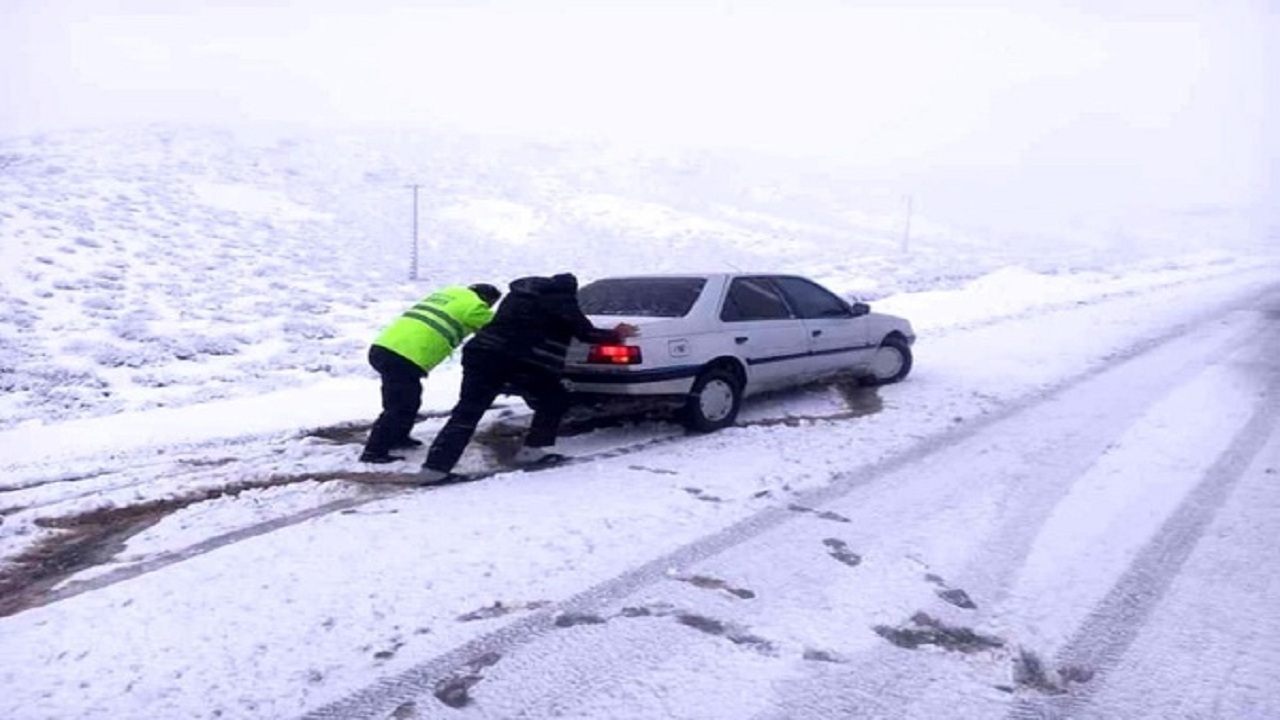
[0,124,1262,430]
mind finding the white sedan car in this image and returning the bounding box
[563,273,916,432]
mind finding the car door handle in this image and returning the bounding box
[735,336,749,344]
[811,329,823,337]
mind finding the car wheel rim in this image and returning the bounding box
[871,346,903,379]
[700,379,735,422]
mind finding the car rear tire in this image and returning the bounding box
[681,367,742,433]
[862,335,913,385]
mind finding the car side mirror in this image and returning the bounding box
[850,301,870,317]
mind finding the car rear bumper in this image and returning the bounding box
[562,365,700,396]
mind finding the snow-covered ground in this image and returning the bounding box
[1,126,1277,718]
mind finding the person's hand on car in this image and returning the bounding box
[613,322,640,339]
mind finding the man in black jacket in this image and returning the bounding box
[419,273,638,484]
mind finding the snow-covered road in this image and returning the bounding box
[2,262,1278,719]
[302,275,1280,719]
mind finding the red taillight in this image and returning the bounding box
[587,344,642,365]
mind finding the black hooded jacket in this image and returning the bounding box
[462,274,621,374]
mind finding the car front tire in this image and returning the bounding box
[681,367,742,432]
[862,335,913,385]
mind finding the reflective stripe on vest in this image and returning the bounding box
[402,302,466,348]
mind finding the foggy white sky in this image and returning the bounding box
[2,0,1276,217]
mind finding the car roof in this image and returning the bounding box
[586,272,792,281]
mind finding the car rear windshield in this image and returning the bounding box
[578,277,706,317]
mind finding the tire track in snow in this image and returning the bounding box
[1007,342,1280,719]
[0,455,243,515]
[13,433,692,613]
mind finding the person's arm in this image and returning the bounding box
[459,299,495,333]
[578,321,638,344]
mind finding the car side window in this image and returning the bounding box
[720,277,794,322]
[771,276,852,319]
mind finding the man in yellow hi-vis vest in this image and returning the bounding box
[360,283,503,463]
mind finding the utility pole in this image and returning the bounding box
[901,194,913,254]
[406,183,420,280]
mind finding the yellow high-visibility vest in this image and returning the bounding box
[373,286,494,370]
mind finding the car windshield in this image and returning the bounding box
[578,277,706,317]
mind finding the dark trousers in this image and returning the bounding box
[424,349,570,472]
[363,345,426,456]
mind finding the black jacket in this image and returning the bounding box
[463,274,621,374]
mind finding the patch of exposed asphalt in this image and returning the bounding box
[675,612,777,653]
[302,412,446,446]
[925,572,978,609]
[874,611,1005,653]
[300,409,630,464]
[628,464,679,475]
[469,420,533,465]
[832,381,885,417]
[803,648,851,663]
[303,421,377,446]
[997,648,1095,696]
[456,600,553,622]
[0,471,407,617]
[389,700,418,719]
[432,651,502,709]
[683,487,724,503]
[0,504,170,617]
[673,573,757,599]
[560,601,778,655]
[789,504,852,523]
[937,587,977,609]
[554,612,609,627]
[175,456,238,468]
[739,381,884,430]
[822,537,863,567]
